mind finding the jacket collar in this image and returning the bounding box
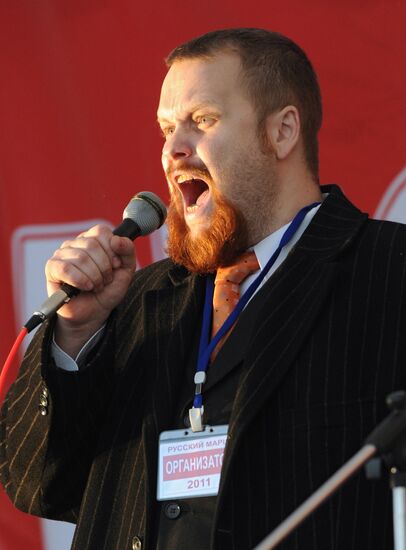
[295,183,367,259]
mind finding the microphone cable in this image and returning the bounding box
[0,327,28,404]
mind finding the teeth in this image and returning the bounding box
[186,204,198,212]
[178,175,194,184]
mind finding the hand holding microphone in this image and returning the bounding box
[25,192,167,356]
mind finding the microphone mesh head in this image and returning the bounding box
[123,191,167,236]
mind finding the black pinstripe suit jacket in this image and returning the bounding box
[1,184,406,549]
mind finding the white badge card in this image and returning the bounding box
[157,425,228,500]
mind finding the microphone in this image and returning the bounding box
[24,191,167,333]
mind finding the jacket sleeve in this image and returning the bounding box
[0,316,116,523]
[0,259,173,522]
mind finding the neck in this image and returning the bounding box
[246,176,322,247]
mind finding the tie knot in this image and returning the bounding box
[214,251,260,286]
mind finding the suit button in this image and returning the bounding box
[164,502,181,519]
[39,396,48,407]
[131,535,142,549]
[38,406,48,416]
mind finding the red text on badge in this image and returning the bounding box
[163,448,224,480]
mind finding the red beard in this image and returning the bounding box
[166,189,249,274]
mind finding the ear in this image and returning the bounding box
[265,105,300,160]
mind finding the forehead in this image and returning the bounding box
[157,52,247,120]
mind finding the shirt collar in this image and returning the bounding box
[252,196,326,271]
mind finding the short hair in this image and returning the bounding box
[166,28,322,178]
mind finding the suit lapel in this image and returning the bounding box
[142,268,205,432]
[217,185,369,491]
[203,286,269,392]
[229,256,337,435]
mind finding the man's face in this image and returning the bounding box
[157,52,278,271]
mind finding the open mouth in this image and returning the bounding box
[178,178,210,212]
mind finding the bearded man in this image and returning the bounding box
[1,28,405,550]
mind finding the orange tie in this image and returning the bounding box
[211,251,260,360]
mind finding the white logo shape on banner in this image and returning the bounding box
[374,166,406,223]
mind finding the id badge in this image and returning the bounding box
[157,424,228,500]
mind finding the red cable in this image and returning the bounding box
[0,328,28,406]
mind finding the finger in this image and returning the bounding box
[78,224,116,256]
[48,238,117,291]
[46,255,101,292]
[59,235,115,286]
[110,235,137,271]
[63,224,118,268]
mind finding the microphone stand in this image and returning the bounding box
[253,391,406,550]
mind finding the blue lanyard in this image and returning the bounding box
[192,202,320,411]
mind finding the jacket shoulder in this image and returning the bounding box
[132,258,175,286]
[360,217,406,253]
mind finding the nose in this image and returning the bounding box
[162,127,194,165]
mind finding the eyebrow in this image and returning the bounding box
[157,100,222,124]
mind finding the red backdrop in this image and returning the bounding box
[0,1,405,548]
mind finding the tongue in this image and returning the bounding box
[195,188,209,206]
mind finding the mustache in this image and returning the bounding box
[165,161,212,183]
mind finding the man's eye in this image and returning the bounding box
[195,116,215,128]
[161,127,175,138]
